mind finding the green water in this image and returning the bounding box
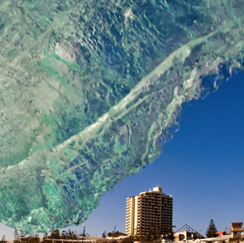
[0,0,244,233]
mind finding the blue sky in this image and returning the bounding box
[1,70,244,239]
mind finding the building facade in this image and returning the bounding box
[126,187,173,236]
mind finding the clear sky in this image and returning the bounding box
[1,70,244,240]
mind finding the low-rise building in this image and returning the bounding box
[174,222,244,243]
[230,223,243,239]
[174,224,204,241]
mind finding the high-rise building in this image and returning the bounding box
[126,187,173,236]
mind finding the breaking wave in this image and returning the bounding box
[0,0,243,233]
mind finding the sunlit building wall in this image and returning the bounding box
[126,196,135,235]
[125,187,173,236]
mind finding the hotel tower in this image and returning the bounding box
[126,187,173,236]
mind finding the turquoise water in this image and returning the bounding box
[0,0,244,233]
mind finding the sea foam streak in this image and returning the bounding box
[0,0,243,233]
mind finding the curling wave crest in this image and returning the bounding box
[0,0,243,233]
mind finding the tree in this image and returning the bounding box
[108,231,125,238]
[14,230,20,243]
[164,224,175,241]
[42,233,50,243]
[27,235,39,243]
[0,235,6,243]
[68,229,77,239]
[206,219,218,238]
[102,232,107,238]
[147,224,161,241]
[50,230,60,239]
[120,236,134,243]
[61,230,68,239]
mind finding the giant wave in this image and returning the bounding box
[0,0,243,233]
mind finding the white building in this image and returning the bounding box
[126,187,173,236]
